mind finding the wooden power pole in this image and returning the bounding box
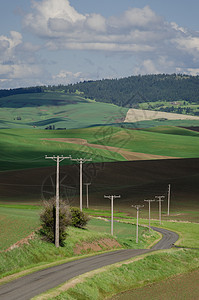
[45,155,71,247]
[132,205,144,243]
[70,158,92,211]
[104,195,121,235]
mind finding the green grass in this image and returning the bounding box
[0,127,126,171]
[0,224,114,278]
[1,124,199,171]
[85,209,199,248]
[0,206,157,278]
[0,204,40,210]
[1,206,198,300]
[92,126,199,158]
[157,221,199,248]
[122,119,199,129]
[142,125,199,136]
[48,249,199,300]
[87,218,158,249]
[121,218,199,248]
[0,92,128,130]
[0,207,40,250]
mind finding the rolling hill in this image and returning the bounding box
[0,92,128,130]
[0,125,199,172]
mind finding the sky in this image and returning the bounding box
[1,0,199,89]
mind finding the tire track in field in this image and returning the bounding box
[42,138,175,161]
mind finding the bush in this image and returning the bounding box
[39,198,71,246]
[70,207,90,229]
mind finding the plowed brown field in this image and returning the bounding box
[0,158,199,221]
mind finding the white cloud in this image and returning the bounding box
[23,1,166,51]
[22,0,199,77]
[85,13,106,32]
[0,31,22,59]
[0,31,43,87]
[23,0,85,37]
[52,70,86,84]
[2,0,199,88]
[109,6,162,30]
[175,36,199,55]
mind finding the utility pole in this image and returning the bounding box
[167,184,171,216]
[70,158,92,211]
[104,195,121,235]
[84,183,91,209]
[144,199,155,232]
[155,195,165,225]
[132,205,144,243]
[45,155,71,248]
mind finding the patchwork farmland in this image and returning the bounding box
[0,91,199,299]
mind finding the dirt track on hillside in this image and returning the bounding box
[42,138,175,161]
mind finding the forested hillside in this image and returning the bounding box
[0,86,42,98]
[1,74,199,108]
[66,74,199,107]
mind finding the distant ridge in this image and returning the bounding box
[1,74,199,107]
[66,73,199,106]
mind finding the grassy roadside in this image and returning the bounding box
[33,215,199,300]
[0,226,116,279]
[1,206,199,300]
[0,216,158,279]
[85,209,199,248]
[120,218,199,248]
[38,249,199,300]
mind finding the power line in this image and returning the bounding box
[132,204,144,243]
[155,195,165,225]
[70,158,92,211]
[84,183,91,209]
[45,155,71,248]
[144,199,155,232]
[104,195,121,236]
[167,184,171,216]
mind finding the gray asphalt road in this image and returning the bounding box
[0,227,178,300]
[151,226,179,250]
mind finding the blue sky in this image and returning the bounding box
[1,0,199,88]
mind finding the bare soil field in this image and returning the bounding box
[124,109,199,122]
[112,269,199,300]
[0,158,198,222]
[42,138,175,161]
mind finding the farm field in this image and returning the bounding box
[0,105,198,298]
[1,92,199,132]
[111,269,199,300]
[0,158,199,222]
[0,206,40,250]
[1,125,199,173]
[124,108,199,122]
[0,207,157,252]
[137,99,199,115]
[0,92,128,130]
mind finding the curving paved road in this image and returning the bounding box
[0,227,178,300]
[151,227,179,250]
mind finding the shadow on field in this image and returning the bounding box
[0,158,199,221]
